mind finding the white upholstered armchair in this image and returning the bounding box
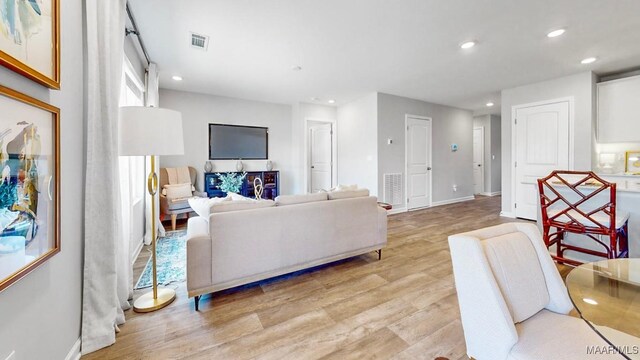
[448,223,619,360]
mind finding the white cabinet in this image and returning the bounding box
[597,75,640,143]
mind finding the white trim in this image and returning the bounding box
[387,207,407,215]
[131,236,144,265]
[65,338,81,360]
[500,211,516,218]
[304,117,338,192]
[480,191,502,197]
[510,97,574,218]
[405,114,433,210]
[430,196,475,207]
[473,126,485,195]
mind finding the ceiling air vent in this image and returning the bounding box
[190,32,209,50]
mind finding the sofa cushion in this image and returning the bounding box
[188,196,230,218]
[163,183,193,199]
[226,192,251,201]
[327,189,370,200]
[482,232,550,323]
[333,184,358,191]
[211,199,275,213]
[275,193,328,206]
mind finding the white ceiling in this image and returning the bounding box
[129,0,640,113]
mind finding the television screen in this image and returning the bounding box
[209,124,269,160]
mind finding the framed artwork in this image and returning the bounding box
[0,85,60,292]
[625,151,640,174]
[0,0,60,89]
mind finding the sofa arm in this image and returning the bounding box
[377,206,388,246]
[186,217,212,297]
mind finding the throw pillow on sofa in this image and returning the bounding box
[188,196,230,219]
[163,183,193,199]
[327,188,370,200]
[275,193,328,206]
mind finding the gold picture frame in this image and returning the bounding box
[625,151,640,174]
[0,85,60,292]
[0,0,60,89]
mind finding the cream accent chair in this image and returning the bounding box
[448,223,619,360]
[159,167,207,230]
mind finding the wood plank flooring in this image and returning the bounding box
[83,196,561,360]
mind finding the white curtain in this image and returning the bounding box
[82,0,130,354]
[144,63,165,240]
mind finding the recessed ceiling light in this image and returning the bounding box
[292,65,302,71]
[547,29,566,38]
[460,41,476,49]
[581,57,597,64]
[486,102,494,107]
[172,75,183,81]
[583,298,598,305]
[328,99,336,104]
[310,97,320,101]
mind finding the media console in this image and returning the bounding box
[204,171,280,200]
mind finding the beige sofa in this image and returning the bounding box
[186,195,387,310]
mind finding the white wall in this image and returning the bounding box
[500,71,595,214]
[336,93,378,194]
[291,102,337,194]
[0,0,84,359]
[159,89,295,194]
[377,93,474,209]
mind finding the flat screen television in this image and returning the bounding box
[209,123,269,160]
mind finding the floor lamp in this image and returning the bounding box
[119,106,184,313]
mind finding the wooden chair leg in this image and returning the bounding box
[170,214,177,231]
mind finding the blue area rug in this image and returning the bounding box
[134,230,187,289]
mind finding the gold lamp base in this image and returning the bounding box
[133,287,176,313]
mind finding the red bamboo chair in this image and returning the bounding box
[537,171,629,266]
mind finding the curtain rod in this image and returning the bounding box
[125,1,151,66]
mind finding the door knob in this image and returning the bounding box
[311,166,315,169]
[427,167,432,170]
[478,164,482,167]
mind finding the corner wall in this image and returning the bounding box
[0,0,85,359]
[500,71,595,215]
[336,93,378,194]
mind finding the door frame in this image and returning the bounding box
[305,117,338,192]
[473,126,485,195]
[510,96,575,217]
[405,114,433,211]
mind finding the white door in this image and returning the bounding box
[473,127,484,195]
[310,124,333,192]
[406,117,432,210]
[515,101,570,220]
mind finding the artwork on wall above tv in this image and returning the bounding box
[0,0,61,89]
[209,123,269,160]
[0,85,60,292]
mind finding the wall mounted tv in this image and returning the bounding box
[209,123,269,160]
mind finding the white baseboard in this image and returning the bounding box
[430,196,475,207]
[500,211,516,218]
[65,338,81,360]
[480,191,502,197]
[387,207,407,215]
[131,237,144,265]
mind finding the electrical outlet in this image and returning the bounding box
[5,351,15,360]
[452,184,458,192]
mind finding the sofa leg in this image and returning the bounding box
[170,214,177,231]
[194,295,201,311]
[376,249,382,260]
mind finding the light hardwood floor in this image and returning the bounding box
[84,196,565,360]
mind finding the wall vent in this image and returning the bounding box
[383,173,403,205]
[190,32,209,50]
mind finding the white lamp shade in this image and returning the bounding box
[119,106,185,156]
